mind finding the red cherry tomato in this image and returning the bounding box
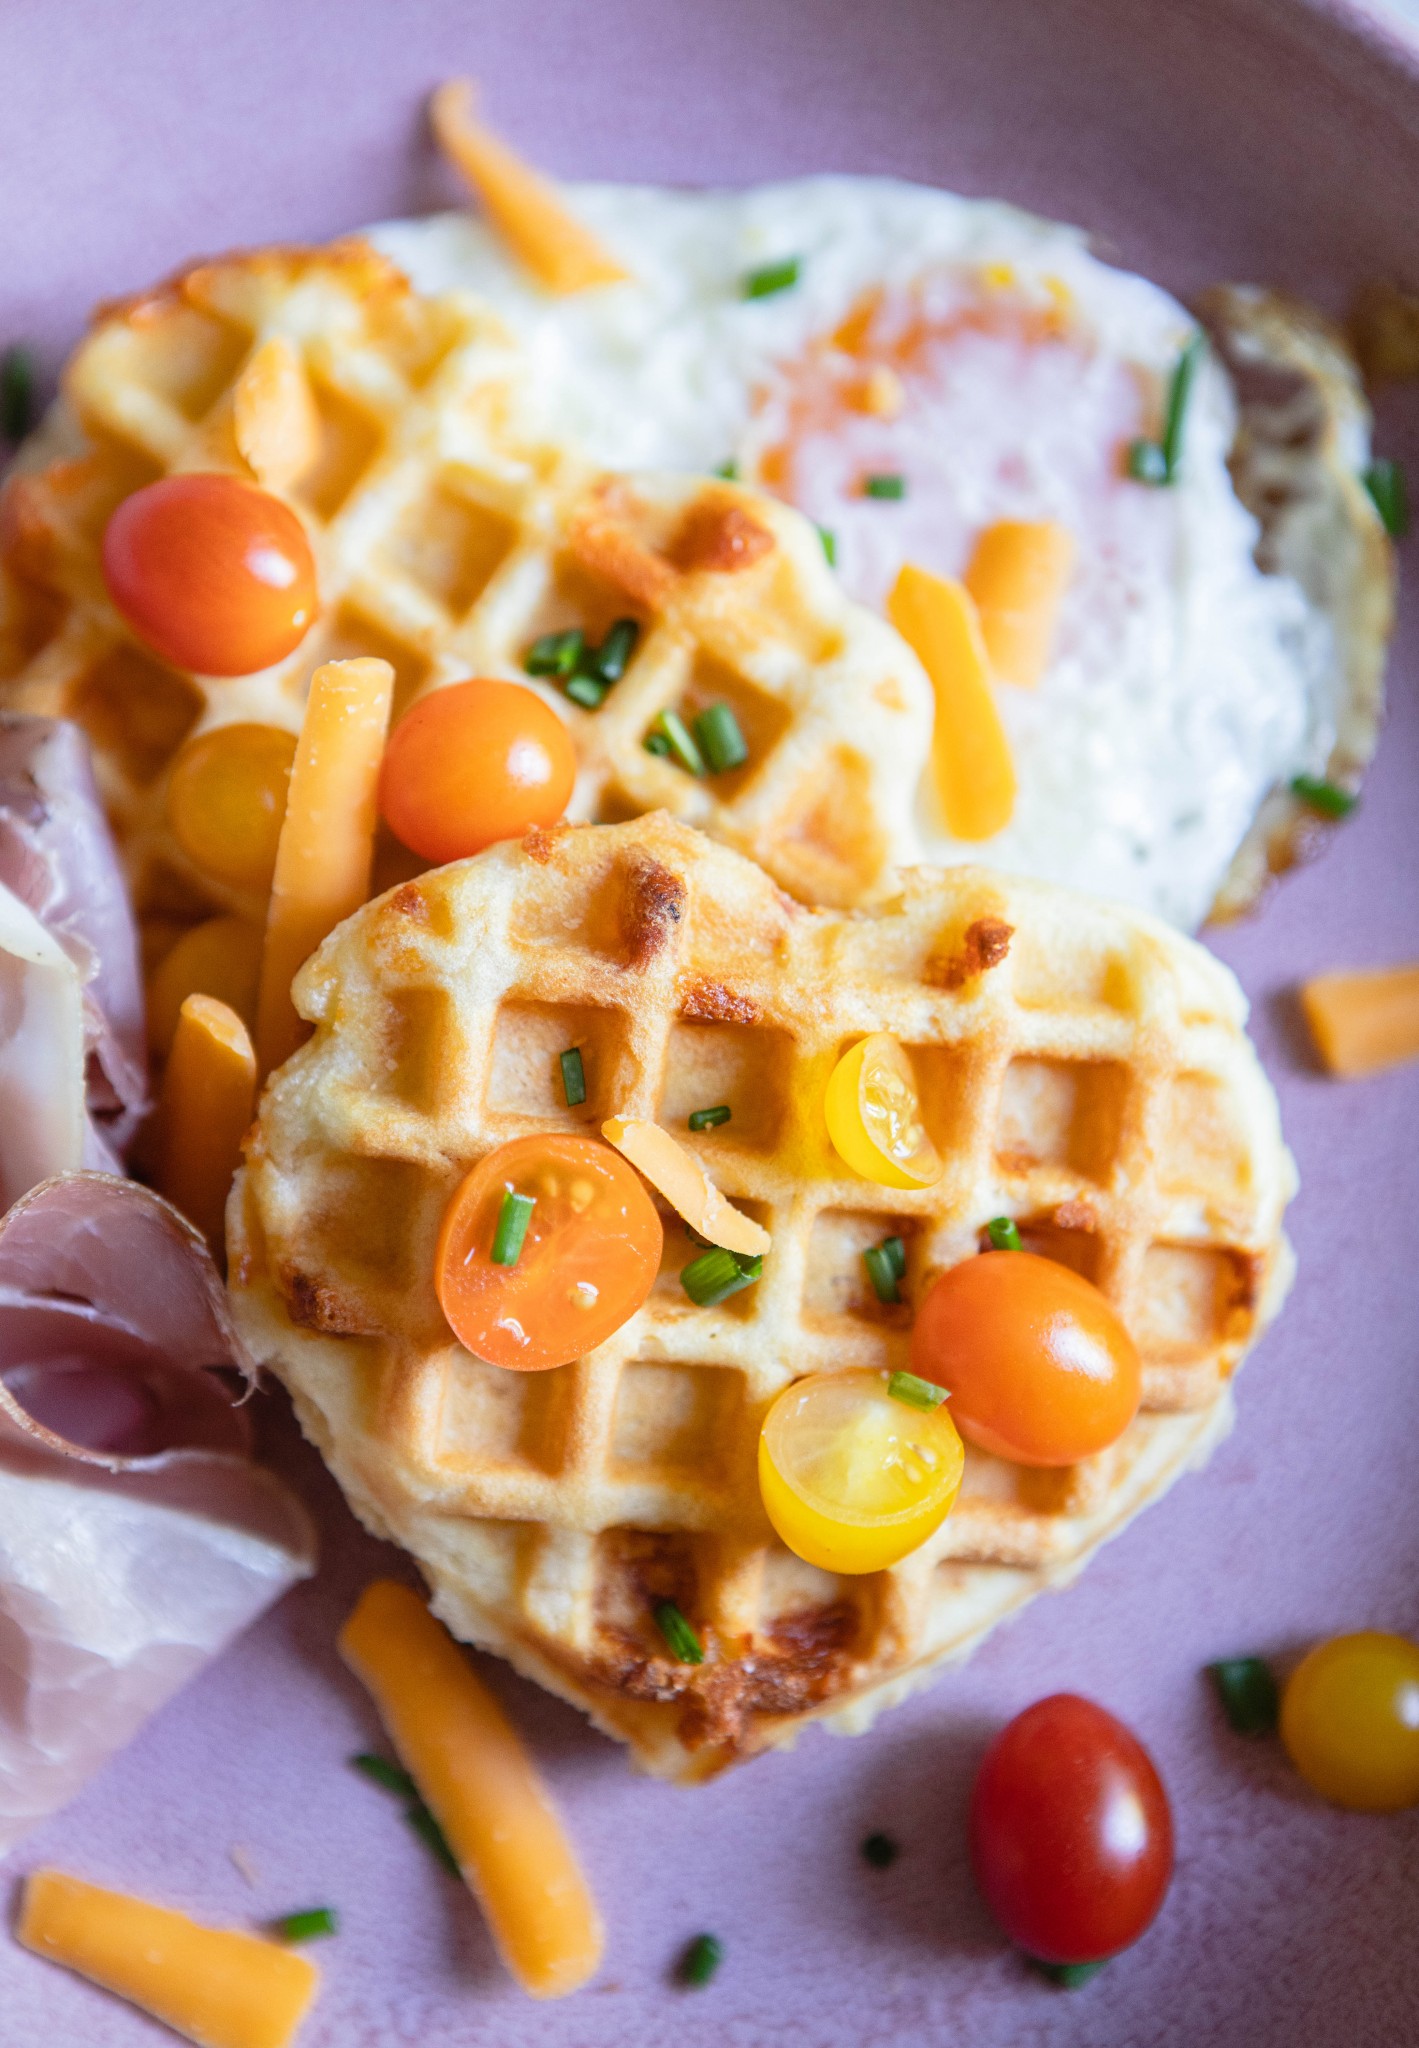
[379,678,578,863]
[910,1251,1140,1466]
[969,1693,1174,1965]
[102,474,318,675]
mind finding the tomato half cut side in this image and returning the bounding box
[435,1134,662,1371]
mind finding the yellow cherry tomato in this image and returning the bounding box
[824,1032,942,1190]
[759,1369,964,1574]
[166,723,297,891]
[1280,1632,1419,1812]
[146,915,263,1057]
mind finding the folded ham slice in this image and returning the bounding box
[0,1174,316,1854]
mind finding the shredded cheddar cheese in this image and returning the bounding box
[1301,963,1419,1078]
[964,518,1075,689]
[233,337,321,493]
[156,994,257,1257]
[602,1114,771,1257]
[887,563,1016,841]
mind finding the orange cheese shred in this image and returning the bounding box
[887,563,1016,841]
[431,79,629,295]
[1300,962,1419,1079]
[233,337,321,493]
[964,518,1075,689]
[17,1869,319,2048]
[340,1580,604,2000]
[156,994,257,1257]
[255,657,394,1078]
[602,1114,771,1257]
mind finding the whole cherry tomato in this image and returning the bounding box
[102,474,318,675]
[379,677,578,863]
[1281,1632,1419,1811]
[969,1693,1174,1965]
[910,1250,1140,1466]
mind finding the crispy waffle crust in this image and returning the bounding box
[1201,286,1393,917]
[0,242,931,946]
[229,815,1295,1779]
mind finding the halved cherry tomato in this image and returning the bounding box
[436,1134,661,1371]
[759,1368,963,1573]
[166,723,296,891]
[380,678,578,863]
[1281,1632,1419,1811]
[910,1250,1139,1466]
[969,1693,1174,1966]
[102,474,318,675]
[824,1032,942,1189]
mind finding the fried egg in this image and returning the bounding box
[372,178,1357,930]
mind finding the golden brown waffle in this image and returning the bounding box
[0,242,931,974]
[229,814,1295,1779]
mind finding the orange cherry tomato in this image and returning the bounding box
[436,1134,662,1371]
[910,1251,1140,1466]
[102,474,318,676]
[379,678,578,864]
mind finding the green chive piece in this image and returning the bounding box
[742,257,801,300]
[887,1370,947,1410]
[881,1234,907,1281]
[525,627,585,679]
[863,1242,901,1305]
[681,1246,763,1307]
[564,672,608,709]
[693,701,749,775]
[593,617,639,683]
[679,1931,723,1986]
[350,1752,417,1799]
[271,1907,338,1944]
[1206,1655,1280,1736]
[863,473,906,500]
[861,1831,899,1869]
[655,1599,704,1665]
[651,709,705,776]
[559,1046,586,1107]
[406,1802,460,1878]
[1364,456,1410,537]
[818,525,838,567]
[491,1188,535,1266]
[1127,437,1169,485]
[1161,331,1204,480]
[714,459,740,481]
[1291,773,1357,819]
[986,1216,1022,1252]
[688,1104,731,1131]
[1,347,35,445]
[1032,1956,1108,1989]
[644,729,673,757]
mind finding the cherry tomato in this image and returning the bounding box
[1281,1632,1419,1811]
[910,1251,1140,1466]
[824,1032,942,1189]
[969,1693,1174,1965]
[436,1134,662,1371]
[759,1369,964,1573]
[166,723,297,891]
[102,474,318,675]
[379,678,578,864]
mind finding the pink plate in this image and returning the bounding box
[3,1,1418,2041]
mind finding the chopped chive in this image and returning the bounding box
[818,524,838,566]
[1364,456,1409,537]
[887,1369,947,1411]
[863,1242,901,1305]
[350,1752,417,1799]
[524,627,585,679]
[693,700,749,774]
[1032,1957,1108,1989]
[986,1216,1022,1252]
[491,1188,535,1266]
[1291,773,1357,819]
[681,1246,763,1307]
[650,709,705,776]
[1206,1655,1280,1736]
[713,458,740,481]
[655,1600,704,1665]
[593,616,639,683]
[861,1831,899,1869]
[678,1931,723,1986]
[1160,332,1204,480]
[1126,437,1168,485]
[742,256,801,300]
[1,347,35,445]
[644,729,673,757]
[564,672,608,709]
[406,1802,461,1878]
[271,1907,338,1944]
[688,1104,731,1131]
[559,1046,586,1107]
[880,1235,907,1281]
[863,473,906,500]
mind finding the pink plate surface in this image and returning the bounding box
[3,1,1418,2041]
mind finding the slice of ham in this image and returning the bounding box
[0,883,87,1206]
[0,715,148,1160]
[0,1174,316,1855]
